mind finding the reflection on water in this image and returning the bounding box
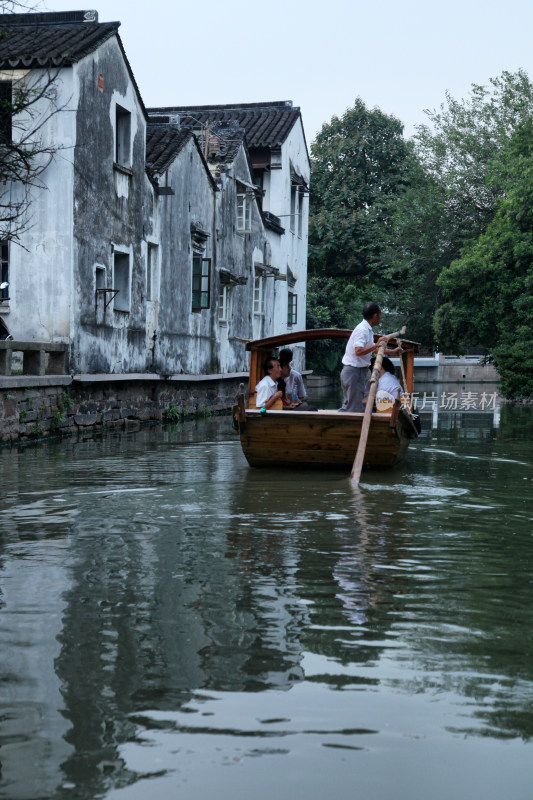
[0,408,532,800]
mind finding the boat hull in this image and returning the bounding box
[237,408,416,469]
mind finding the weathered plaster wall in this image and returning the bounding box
[70,38,154,374]
[284,116,309,332]
[0,37,311,383]
[2,67,77,343]
[155,137,216,374]
[215,146,272,368]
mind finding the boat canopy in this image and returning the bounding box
[245,328,420,407]
[245,328,419,352]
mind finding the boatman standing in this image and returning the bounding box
[339,302,402,413]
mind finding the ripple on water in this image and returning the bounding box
[1,416,533,800]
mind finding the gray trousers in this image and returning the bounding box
[339,365,368,412]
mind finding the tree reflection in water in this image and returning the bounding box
[0,409,532,799]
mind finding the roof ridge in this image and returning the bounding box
[0,10,102,25]
[148,101,297,113]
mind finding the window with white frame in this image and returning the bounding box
[236,185,252,232]
[192,255,211,311]
[254,275,265,316]
[288,292,297,325]
[115,104,131,168]
[0,240,8,301]
[218,284,232,323]
[113,251,130,311]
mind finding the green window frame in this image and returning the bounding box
[192,256,211,311]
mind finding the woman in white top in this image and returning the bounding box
[376,357,402,409]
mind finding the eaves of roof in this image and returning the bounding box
[205,121,246,165]
[0,18,148,120]
[262,210,285,235]
[0,20,119,68]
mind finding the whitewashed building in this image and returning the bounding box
[0,11,310,377]
[149,101,310,368]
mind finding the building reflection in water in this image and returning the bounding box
[1,408,533,798]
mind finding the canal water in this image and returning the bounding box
[0,401,532,800]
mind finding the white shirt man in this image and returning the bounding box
[342,318,375,368]
[339,303,401,413]
[255,359,282,409]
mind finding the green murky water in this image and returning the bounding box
[0,400,532,800]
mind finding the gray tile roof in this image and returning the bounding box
[145,125,194,175]
[0,15,120,68]
[0,11,147,118]
[146,123,217,191]
[207,121,246,164]
[147,101,301,149]
[147,116,247,168]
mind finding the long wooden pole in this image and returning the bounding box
[350,326,406,484]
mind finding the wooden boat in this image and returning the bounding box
[232,328,420,471]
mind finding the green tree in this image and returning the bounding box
[307,72,533,367]
[305,277,362,376]
[309,98,411,279]
[414,69,533,247]
[435,118,533,398]
[305,276,405,376]
[306,99,419,373]
[381,157,448,349]
[387,69,533,352]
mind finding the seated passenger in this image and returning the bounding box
[255,358,283,409]
[279,349,307,404]
[279,362,300,407]
[279,360,318,411]
[376,356,402,411]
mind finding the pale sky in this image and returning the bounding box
[44,0,533,147]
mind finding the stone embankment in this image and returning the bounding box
[0,373,247,444]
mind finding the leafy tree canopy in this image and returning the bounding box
[309,98,411,279]
[306,71,533,381]
[414,69,533,245]
[435,118,533,397]
[386,69,533,353]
